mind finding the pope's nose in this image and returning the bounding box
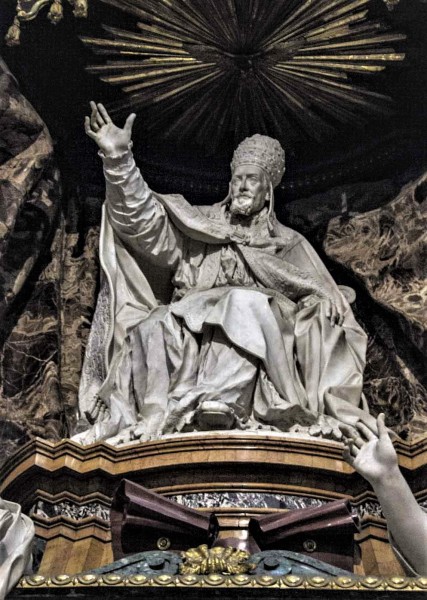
[239,177,248,192]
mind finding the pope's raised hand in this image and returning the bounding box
[84,101,136,157]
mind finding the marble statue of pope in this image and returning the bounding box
[72,102,377,445]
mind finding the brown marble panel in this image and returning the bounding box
[0,60,102,461]
[325,175,427,438]
[0,58,63,461]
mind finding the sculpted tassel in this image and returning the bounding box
[48,0,63,24]
[5,17,21,46]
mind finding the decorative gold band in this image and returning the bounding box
[19,573,427,591]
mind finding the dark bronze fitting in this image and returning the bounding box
[156,537,171,551]
[303,539,317,553]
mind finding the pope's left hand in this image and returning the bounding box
[301,292,348,327]
[325,291,349,327]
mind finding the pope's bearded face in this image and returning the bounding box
[230,165,269,216]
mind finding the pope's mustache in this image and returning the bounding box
[233,193,254,200]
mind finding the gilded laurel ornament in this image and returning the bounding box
[179,545,253,576]
[80,0,407,150]
[383,0,401,10]
[5,0,88,46]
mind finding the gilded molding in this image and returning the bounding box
[18,573,427,591]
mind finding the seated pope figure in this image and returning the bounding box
[73,102,377,445]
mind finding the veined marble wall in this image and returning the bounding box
[0,60,99,461]
[325,178,427,438]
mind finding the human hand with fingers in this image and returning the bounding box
[84,101,136,157]
[342,413,399,485]
[342,413,427,575]
[325,292,348,328]
[302,292,348,327]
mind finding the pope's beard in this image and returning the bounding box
[229,194,261,216]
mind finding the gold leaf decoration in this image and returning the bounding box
[82,0,406,149]
[179,544,253,575]
[6,1,89,45]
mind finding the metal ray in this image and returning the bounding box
[266,0,369,48]
[274,63,349,79]
[276,62,385,73]
[81,36,188,56]
[302,32,406,52]
[100,64,215,87]
[101,25,185,48]
[121,65,217,92]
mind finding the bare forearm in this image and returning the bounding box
[371,467,427,574]
[342,414,427,574]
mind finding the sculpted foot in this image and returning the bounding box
[106,425,138,446]
[313,415,346,441]
[72,429,100,445]
[308,420,343,441]
[290,416,344,441]
[195,401,236,431]
[71,419,119,445]
[105,421,159,446]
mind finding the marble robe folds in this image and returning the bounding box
[75,150,376,444]
[0,498,34,599]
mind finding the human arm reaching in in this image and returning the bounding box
[342,414,427,575]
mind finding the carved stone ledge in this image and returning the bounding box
[1,434,426,508]
[1,435,426,578]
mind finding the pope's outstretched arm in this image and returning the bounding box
[85,101,182,268]
[342,414,427,575]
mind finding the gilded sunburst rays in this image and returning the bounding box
[82,0,406,149]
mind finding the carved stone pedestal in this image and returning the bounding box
[0,432,426,581]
